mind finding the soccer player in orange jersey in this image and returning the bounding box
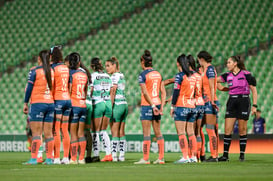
[171,54,197,164]
[197,51,219,162]
[23,50,55,165]
[134,50,166,164]
[68,53,89,164]
[50,47,71,164]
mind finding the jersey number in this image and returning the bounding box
[62,78,68,91]
[152,82,158,97]
[77,84,85,98]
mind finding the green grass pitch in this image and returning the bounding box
[0,152,273,181]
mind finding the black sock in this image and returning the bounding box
[223,134,232,158]
[239,135,247,157]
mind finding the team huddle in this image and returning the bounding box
[23,47,257,165]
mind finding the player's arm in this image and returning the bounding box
[110,86,116,106]
[23,69,36,114]
[207,67,218,110]
[170,74,181,117]
[164,77,175,86]
[160,80,166,115]
[264,122,266,134]
[217,83,229,91]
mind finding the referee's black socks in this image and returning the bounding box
[239,135,247,157]
[223,134,232,158]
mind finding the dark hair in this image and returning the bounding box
[68,52,81,70]
[230,55,246,70]
[140,50,152,67]
[64,55,69,63]
[187,54,196,72]
[177,54,191,77]
[80,62,92,84]
[91,57,104,71]
[197,50,213,63]
[39,50,52,90]
[106,56,119,71]
[51,47,63,63]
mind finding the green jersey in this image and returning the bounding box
[91,71,112,104]
[111,72,127,105]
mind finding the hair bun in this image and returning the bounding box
[111,56,117,61]
[144,50,151,57]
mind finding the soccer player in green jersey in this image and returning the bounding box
[105,57,128,162]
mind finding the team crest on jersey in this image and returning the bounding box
[174,83,180,89]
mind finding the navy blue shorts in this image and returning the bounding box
[140,105,161,121]
[194,105,205,120]
[55,100,72,116]
[174,107,196,122]
[71,107,87,123]
[29,103,55,122]
[204,101,219,115]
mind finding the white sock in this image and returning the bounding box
[111,138,119,157]
[100,130,111,155]
[119,138,126,157]
[92,132,100,157]
[37,145,43,158]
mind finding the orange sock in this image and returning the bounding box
[61,122,70,158]
[196,136,202,159]
[45,138,54,159]
[70,141,78,161]
[200,129,205,156]
[78,137,86,160]
[53,119,61,158]
[189,135,197,157]
[143,136,151,161]
[178,135,188,159]
[157,137,164,160]
[206,125,217,158]
[31,136,41,159]
[215,123,219,157]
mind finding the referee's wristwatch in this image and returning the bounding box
[252,104,258,108]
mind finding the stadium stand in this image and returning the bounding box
[0,0,273,134]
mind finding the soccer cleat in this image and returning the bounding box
[205,156,218,162]
[61,157,70,165]
[239,155,245,162]
[23,158,38,165]
[69,159,78,164]
[78,159,86,164]
[134,158,150,164]
[200,155,206,162]
[53,158,61,164]
[113,156,118,162]
[101,154,113,162]
[91,156,100,162]
[174,157,190,164]
[190,156,198,163]
[43,158,53,165]
[218,156,229,162]
[85,156,92,163]
[37,157,43,163]
[118,155,125,162]
[153,159,165,164]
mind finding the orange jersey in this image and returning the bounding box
[25,66,54,104]
[139,68,162,106]
[201,64,218,103]
[51,63,70,100]
[70,69,88,107]
[193,72,205,106]
[173,72,196,108]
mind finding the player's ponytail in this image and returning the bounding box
[106,56,120,71]
[68,52,80,70]
[90,57,104,72]
[231,55,246,70]
[187,54,197,72]
[39,50,52,90]
[140,50,153,67]
[80,62,92,84]
[177,54,191,77]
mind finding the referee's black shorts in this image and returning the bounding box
[225,95,251,120]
